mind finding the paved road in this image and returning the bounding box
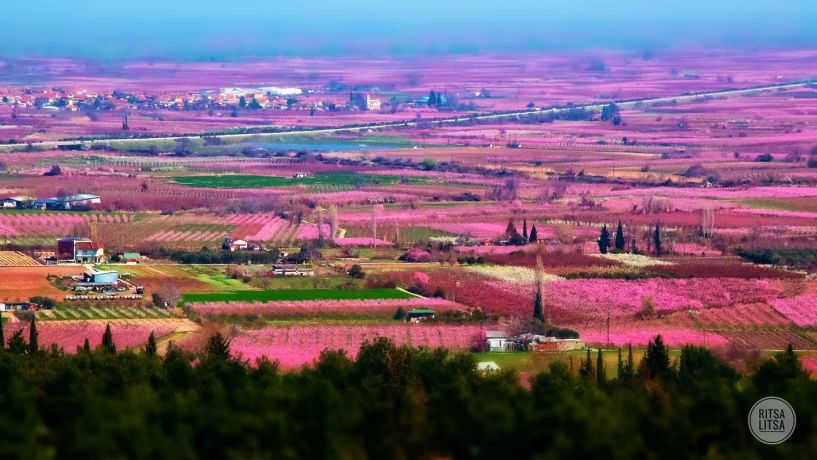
[1,80,810,151]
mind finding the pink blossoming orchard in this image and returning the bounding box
[1,49,817,372]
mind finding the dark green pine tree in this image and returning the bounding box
[642,335,671,380]
[8,330,27,354]
[596,348,606,385]
[598,225,611,254]
[654,224,663,256]
[101,323,116,353]
[614,221,626,252]
[428,90,437,107]
[617,347,624,378]
[28,317,38,354]
[145,332,158,357]
[83,338,91,353]
[528,224,538,243]
[522,219,528,242]
[205,332,232,361]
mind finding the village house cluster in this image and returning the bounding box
[0,84,393,114]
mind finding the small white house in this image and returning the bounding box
[486,330,510,352]
[230,239,248,252]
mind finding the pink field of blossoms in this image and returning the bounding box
[229,324,484,367]
[770,296,817,327]
[527,278,781,322]
[3,321,174,352]
[333,237,394,246]
[578,327,729,347]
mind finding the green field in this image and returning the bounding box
[36,306,173,321]
[183,288,413,303]
[173,171,419,189]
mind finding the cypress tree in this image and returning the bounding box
[654,224,663,256]
[101,323,116,353]
[626,342,634,379]
[614,221,625,252]
[522,219,528,241]
[145,332,158,357]
[596,348,606,385]
[533,255,545,322]
[580,348,594,378]
[83,338,91,353]
[617,347,623,378]
[529,225,538,243]
[28,317,38,354]
[533,285,544,322]
[598,225,611,254]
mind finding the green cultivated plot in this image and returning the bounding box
[173,172,423,189]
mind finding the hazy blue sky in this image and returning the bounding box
[3,0,817,58]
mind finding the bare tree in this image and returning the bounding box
[152,284,181,308]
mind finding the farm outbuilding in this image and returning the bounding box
[83,269,119,284]
[57,238,104,263]
[35,194,101,210]
[122,252,142,263]
[486,330,511,352]
[405,309,436,323]
[230,239,248,251]
[2,196,34,208]
[1,196,34,208]
[271,265,315,276]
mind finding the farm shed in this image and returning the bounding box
[230,239,248,252]
[272,265,315,277]
[486,330,510,352]
[36,194,101,210]
[528,338,585,352]
[3,196,34,208]
[122,252,142,263]
[0,303,30,312]
[83,269,119,284]
[2,196,34,208]
[60,194,102,210]
[405,309,436,323]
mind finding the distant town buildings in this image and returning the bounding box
[349,92,381,111]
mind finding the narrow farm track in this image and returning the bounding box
[0,80,809,152]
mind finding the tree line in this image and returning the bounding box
[0,323,813,458]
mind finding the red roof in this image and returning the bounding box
[75,241,102,250]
